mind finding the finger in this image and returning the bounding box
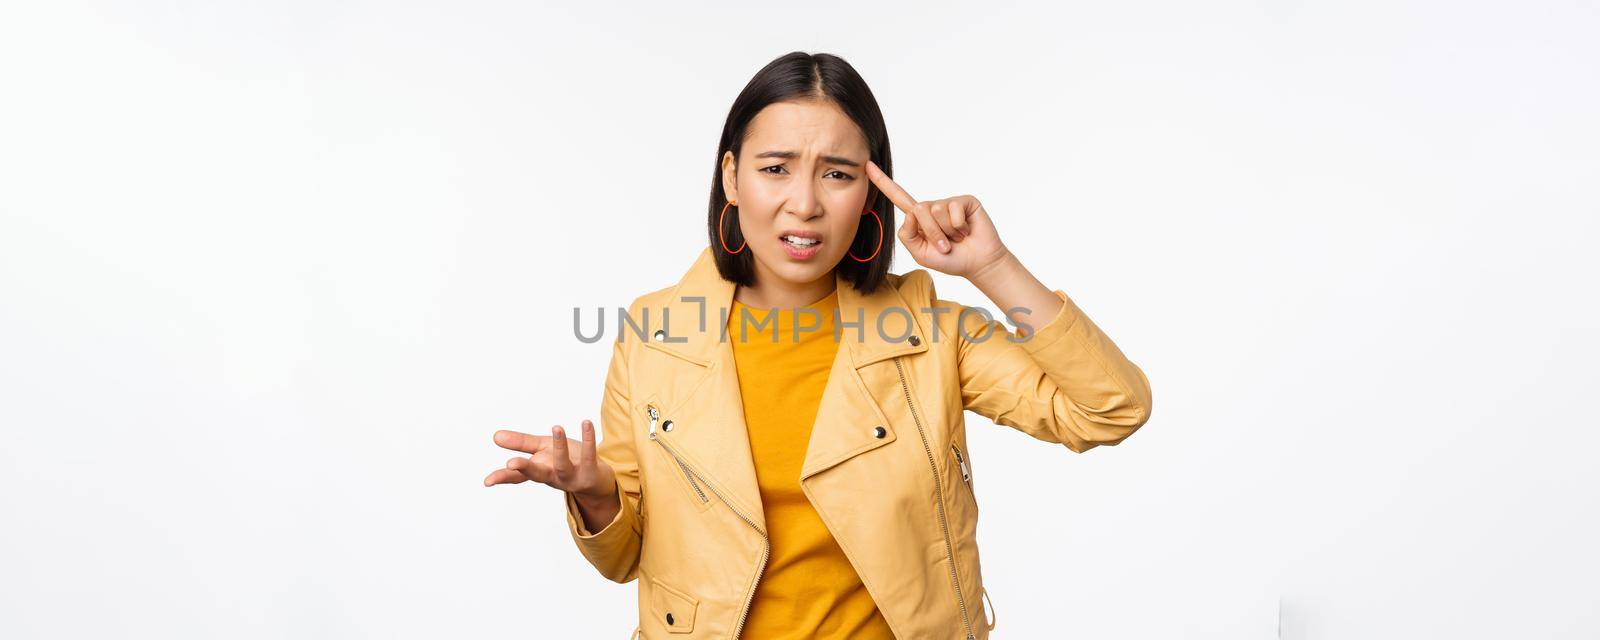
[494,429,549,455]
[484,467,530,486]
[966,196,989,230]
[865,160,919,215]
[928,201,960,243]
[508,456,554,485]
[948,198,972,240]
[912,203,951,253]
[549,425,573,480]
[580,419,597,467]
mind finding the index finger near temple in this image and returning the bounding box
[493,429,548,454]
[865,160,920,214]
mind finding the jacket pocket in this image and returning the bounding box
[648,574,700,634]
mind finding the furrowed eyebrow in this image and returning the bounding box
[753,150,862,168]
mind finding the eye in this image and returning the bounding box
[825,170,853,180]
[761,165,788,175]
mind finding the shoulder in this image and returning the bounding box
[600,282,678,361]
[628,282,678,315]
[886,267,937,305]
[890,267,965,316]
[888,268,1003,343]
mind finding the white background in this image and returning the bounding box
[2,1,1596,638]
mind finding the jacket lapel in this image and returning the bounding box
[799,259,931,481]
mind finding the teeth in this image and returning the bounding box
[783,235,820,247]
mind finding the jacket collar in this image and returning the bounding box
[641,246,929,367]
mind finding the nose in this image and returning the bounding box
[784,180,823,221]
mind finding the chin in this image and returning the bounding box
[760,255,832,284]
[776,262,830,282]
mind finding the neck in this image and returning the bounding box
[735,270,837,310]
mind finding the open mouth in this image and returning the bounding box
[781,234,822,249]
[779,231,823,259]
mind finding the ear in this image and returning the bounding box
[721,150,739,204]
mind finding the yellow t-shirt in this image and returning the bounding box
[727,288,895,639]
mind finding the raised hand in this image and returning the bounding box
[484,420,618,505]
[865,160,1010,278]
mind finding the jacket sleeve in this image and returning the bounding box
[561,334,644,583]
[944,286,1153,453]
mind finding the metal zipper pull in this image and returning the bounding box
[953,445,971,484]
[647,404,659,439]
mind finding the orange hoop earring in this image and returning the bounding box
[848,208,883,263]
[718,201,745,254]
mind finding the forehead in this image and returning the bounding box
[743,99,868,156]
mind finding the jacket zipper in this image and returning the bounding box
[952,444,971,485]
[648,405,707,503]
[646,403,769,639]
[894,358,977,640]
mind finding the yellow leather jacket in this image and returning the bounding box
[563,247,1153,639]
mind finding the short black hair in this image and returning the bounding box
[707,51,895,295]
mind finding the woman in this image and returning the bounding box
[484,51,1153,639]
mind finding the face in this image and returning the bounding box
[722,99,872,290]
